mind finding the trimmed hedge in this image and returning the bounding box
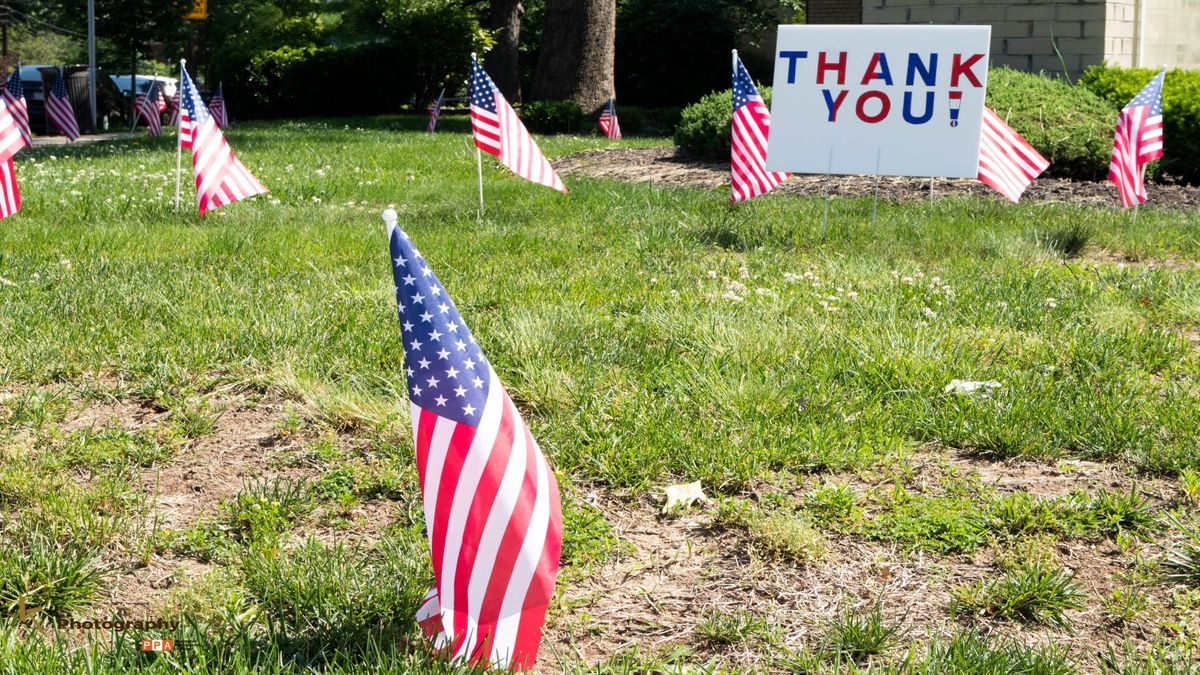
[985,68,1118,181]
[520,100,585,134]
[673,69,1118,180]
[674,87,772,161]
[1081,64,1200,184]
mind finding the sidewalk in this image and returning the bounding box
[31,132,135,146]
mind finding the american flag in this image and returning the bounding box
[178,65,267,214]
[469,57,566,193]
[168,90,181,126]
[1108,68,1165,209]
[2,69,31,148]
[598,99,620,139]
[45,69,79,141]
[0,158,19,219]
[427,89,444,133]
[384,211,562,670]
[977,106,1049,203]
[208,82,228,129]
[731,54,787,203]
[135,80,163,137]
[0,92,26,219]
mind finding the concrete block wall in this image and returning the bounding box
[857,0,1140,79]
[1141,0,1200,68]
[808,0,863,24]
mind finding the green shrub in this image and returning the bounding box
[1081,64,1200,184]
[674,86,773,160]
[986,67,1118,180]
[519,100,584,134]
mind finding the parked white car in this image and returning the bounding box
[110,75,178,99]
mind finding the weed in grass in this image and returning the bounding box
[313,464,356,502]
[1180,468,1200,508]
[918,630,1073,675]
[224,477,315,542]
[559,492,624,570]
[1097,642,1200,674]
[951,563,1084,629]
[56,425,172,469]
[819,603,904,663]
[1089,486,1159,538]
[1102,586,1152,626]
[864,490,988,554]
[802,483,862,527]
[749,511,827,564]
[1040,223,1092,258]
[695,608,772,646]
[988,492,1062,535]
[0,534,107,620]
[1162,514,1200,585]
[168,396,221,439]
[239,530,430,660]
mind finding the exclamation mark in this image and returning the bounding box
[948,91,962,128]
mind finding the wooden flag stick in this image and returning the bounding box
[174,58,185,212]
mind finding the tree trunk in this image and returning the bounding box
[530,0,615,113]
[484,0,523,101]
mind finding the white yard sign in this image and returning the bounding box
[765,25,991,178]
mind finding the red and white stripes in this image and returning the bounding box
[410,369,562,670]
[1108,105,1160,208]
[189,116,267,215]
[977,106,1049,203]
[731,98,787,203]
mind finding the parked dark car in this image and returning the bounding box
[19,65,129,135]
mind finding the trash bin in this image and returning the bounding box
[37,65,95,134]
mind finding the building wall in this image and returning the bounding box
[807,0,863,24]
[1141,0,1200,68]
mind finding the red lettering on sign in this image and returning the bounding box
[950,53,984,88]
[855,91,890,123]
[817,51,847,85]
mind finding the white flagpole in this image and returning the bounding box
[472,52,484,217]
[820,147,833,240]
[174,58,185,212]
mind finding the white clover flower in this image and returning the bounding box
[755,287,774,297]
[60,259,70,267]
[706,270,718,279]
[1044,298,1058,309]
[845,291,859,301]
[31,272,40,280]
[738,266,749,279]
[722,290,743,303]
[728,280,747,295]
[922,307,937,319]
[649,277,658,285]
[901,276,914,285]
[783,272,800,283]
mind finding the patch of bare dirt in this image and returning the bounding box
[557,147,1200,209]
[61,400,164,434]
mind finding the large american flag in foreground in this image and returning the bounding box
[179,66,267,214]
[135,80,163,137]
[731,54,787,204]
[977,106,1049,203]
[598,99,621,139]
[469,57,566,193]
[384,210,562,670]
[2,69,31,147]
[1109,67,1165,209]
[46,69,79,141]
[208,82,228,129]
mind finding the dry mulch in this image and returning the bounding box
[557,147,1200,209]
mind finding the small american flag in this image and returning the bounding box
[731,54,787,203]
[384,211,562,670]
[135,80,163,137]
[45,68,79,141]
[1109,67,1165,209]
[469,57,566,193]
[208,82,228,129]
[977,106,1049,203]
[0,158,19,219]
[598,99,620,139]
[168,90,181,126]
[178,65,267,214]
[427,89,444,133]
[2,69,31,147]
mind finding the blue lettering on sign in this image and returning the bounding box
[902,91,934,124]
[778,51,809,84]
[905,53,937,86]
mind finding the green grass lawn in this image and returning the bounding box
[1,115,1200,673]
